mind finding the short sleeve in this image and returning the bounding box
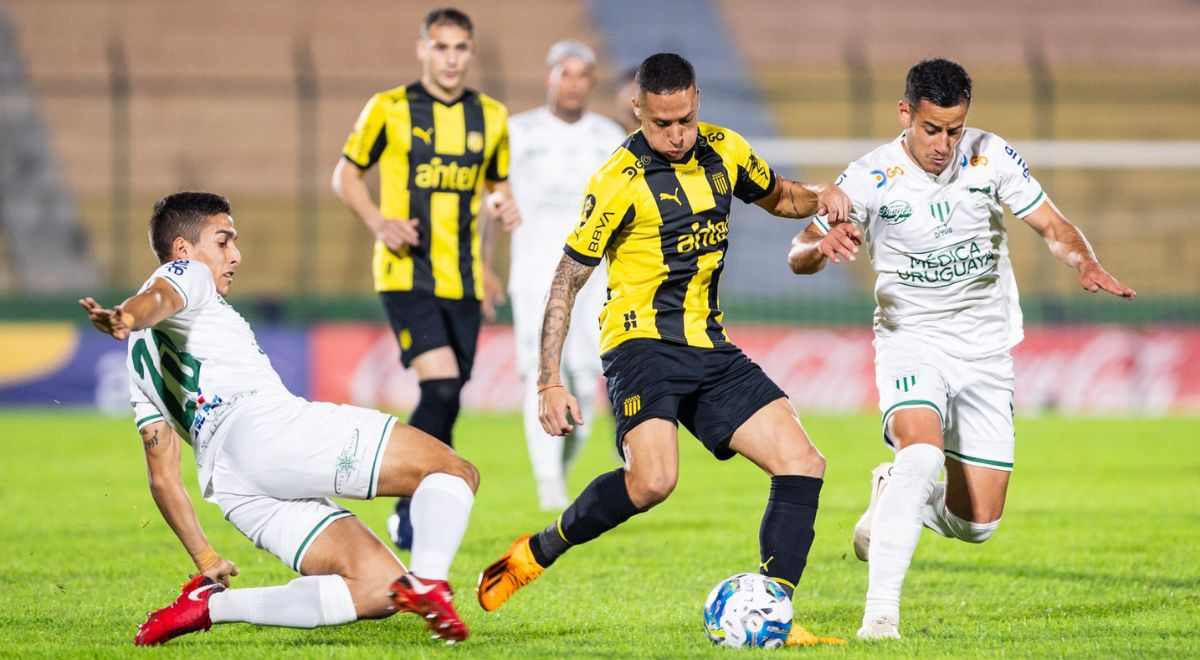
[992,137,1045,218]
[563,170,635,267]
[487,119,510,182]
[342,93,389,170]
[149,260,215,312]
[726,130,776,204]
[808,161,876,235]
[130,378,163,429]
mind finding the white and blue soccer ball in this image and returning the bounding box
[703,573,793,648]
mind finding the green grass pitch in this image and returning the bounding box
[0,410,1197,657]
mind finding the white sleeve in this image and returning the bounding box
[129,376,164,429]
[820,160,875,234]
[991,137,1046,218]
[149,260,215,311]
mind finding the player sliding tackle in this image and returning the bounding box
[788,58,1135,640]
[79,192,479,645]
[476,53,846,646]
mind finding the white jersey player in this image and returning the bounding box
[507,41,626,510]
[79,192,481,646]
[788,59,1134,640]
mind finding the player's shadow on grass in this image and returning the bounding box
[921,558,1198,591]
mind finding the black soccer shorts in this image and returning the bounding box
[379,290,481,380]
[601,338,786,460]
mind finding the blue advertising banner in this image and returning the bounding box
[0,323,310,411]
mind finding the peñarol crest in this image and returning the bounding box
[466,131,484,153]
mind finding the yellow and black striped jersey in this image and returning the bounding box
[564,122,775,353]
[342,82,509,299]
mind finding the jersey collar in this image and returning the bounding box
[412,80,469,106]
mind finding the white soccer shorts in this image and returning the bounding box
[873,333,1015,471]
[209,394,397,571]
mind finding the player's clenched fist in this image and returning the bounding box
[538,384,583,436]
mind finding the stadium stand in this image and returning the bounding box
[0,5,97,293]
[0,0,1197,308]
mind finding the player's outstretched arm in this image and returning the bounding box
[77,279,186,340]
[537,254,594,436]
[140,420,239,586]
[1022,199,1136,299]
[755,175,851,223]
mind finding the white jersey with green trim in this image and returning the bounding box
[506,107,625,303]
[829,129,1045,358]
[127,259,289,493]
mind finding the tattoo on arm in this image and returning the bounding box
[537,256,595,387]
[141,427,159,451]
[775,176,817,218]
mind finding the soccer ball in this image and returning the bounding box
[703,573,793,648]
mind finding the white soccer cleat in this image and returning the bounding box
[857,615,901,640]
[853,462,893,562]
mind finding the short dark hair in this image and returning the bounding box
[421,7,473,38]
[635,53,695,96]
[905,58,972,109]
[148,192,230,263]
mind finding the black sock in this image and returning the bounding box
[407,377,462,446]
[529,468,643,568]
[759,475,822,597]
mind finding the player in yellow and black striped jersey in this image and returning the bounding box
[340,80,510,300]
[332,8,520,551]
[476,54,849,646]
[564,120,775,353]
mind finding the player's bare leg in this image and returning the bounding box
[390,346,464,549]
[477,420,676,612]
[727,398,843,646]
[921,459,1007,542]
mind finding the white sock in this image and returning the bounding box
[408,472,474,580]
[922,483,1001,542]
[864,443,944,624]
[209,575,356,628]
[524,376,567,504]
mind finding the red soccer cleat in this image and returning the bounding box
[389,574,469,643]
[135,575,225,646]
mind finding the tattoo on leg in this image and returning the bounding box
[142,428,159,451]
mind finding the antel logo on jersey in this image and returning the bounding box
[676,218,729,254]
[880,201,913,225]
[414,157,479,191]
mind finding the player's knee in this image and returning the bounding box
[627,470,677,508]
[423,377,463,408]
[455,458,481,493]
[771,443,826,478]
[946,511,1000,543]
[961,518,1000,543]
[421,454,479,493]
